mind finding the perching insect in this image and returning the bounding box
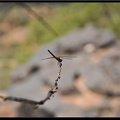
[41,49,75,67]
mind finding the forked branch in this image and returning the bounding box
[0,61,62,109]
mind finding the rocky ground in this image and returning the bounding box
[0,24,120,117]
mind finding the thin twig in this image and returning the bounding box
[0,3,59,37]
[0,61,62,110]
[17,3,59,37]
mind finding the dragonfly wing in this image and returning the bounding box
[62,58,72,60]
[58,55,76,59]
[41,56,54,60]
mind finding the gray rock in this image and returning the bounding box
[56,24,116,54]
[10,24,116,85]
[83,64,111,94]
[83,53,120,95]
[55,104,98,117]
[97,96,111,111]
[55,104,82,117]
[109,62,120,84]
[79,108,98,117]
[7,24,118,117]
[93,29,116,48]
[40,94,63,113]
[17,103,54,117]
[56,25,96,54]
[116,107,120,117]
[8,73,45,100]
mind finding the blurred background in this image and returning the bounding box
[0,2,120,117]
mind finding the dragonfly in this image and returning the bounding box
[41,49,75,63]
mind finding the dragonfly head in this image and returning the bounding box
[59,58,63,62]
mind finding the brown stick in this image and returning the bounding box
[0,61,62,110]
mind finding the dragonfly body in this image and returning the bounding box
[47,50,63,62]
[41,49,75,62]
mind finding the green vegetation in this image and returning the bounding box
[13,3,120,63]
[23,3,120,53]
[1,3,120,89]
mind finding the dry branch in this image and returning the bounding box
[0,53,62,109]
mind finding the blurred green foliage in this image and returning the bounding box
[25,3,120,48]
[1,3,120,89]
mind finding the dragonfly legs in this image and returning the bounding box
[57,62,62,68]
